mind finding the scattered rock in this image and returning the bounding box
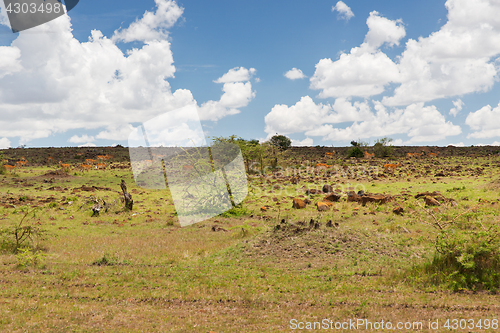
[324,193,341,202]
[212,225,227,232]
[316,202,332,211]
[322,184,333,193]
[425,196,440,206]
[361,193,393,205]
[393,206,404,215]
[347,192,361,203]
[292,198,307,209]
[306,189,321,195]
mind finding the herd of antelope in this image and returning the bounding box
[2,154,113,173]
[313,149,441,175]
[2,156,28,172]
[65,154,113,172]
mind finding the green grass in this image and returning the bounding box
[0,154,499,331]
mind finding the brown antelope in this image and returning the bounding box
[79,164,92,172]
[59,161,71,171]
[364,152,374,159]
[325,151,335,157]
[4,165,15,172]
[16,160,27,167]
[384,162,400,174]
[428,152,439,157]
[48,156,55,164]
[86,159,97,165]
[96,163,107,170]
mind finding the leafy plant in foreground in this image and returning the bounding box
[410,204,500,291]
[0,209,49,253]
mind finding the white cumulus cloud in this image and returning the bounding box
[310,11,404,98]
[449,98,464,117]
[292,137,313,146]
[0,1,255,145]
[465,101,500,138]
[332,1,354,21]
[112,0,184,43]
[69,135,95,144]
[264,97,461,143]
[383,0,500,106]
[364,11,406,49]
[214,67,256,83]
[0,137,11,149]
[284,68,306,80]
[198,68,256,121]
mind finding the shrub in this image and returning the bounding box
[16,248,47,269]
[373,137,393,158]
[269,135,292,151]
[408,205,500,291]
[347,147,364,158]
[422,228,500,291]
[0,209,49,253]
[220,204,250,218]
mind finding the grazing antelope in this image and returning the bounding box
[16,160,27,167]
[364,152,374,159]
[86,159,97,165]
[79,164,92,172]
[383,162,400,174]
[428,152,439,157]
[96,163,107,170]
[48,156,55,164]
[59,161,71,171]
[324,151,335,157]
[315,163,331,169]
[4,165,15,172]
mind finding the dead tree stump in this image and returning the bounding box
[121,180,133,210]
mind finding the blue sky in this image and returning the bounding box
[1,0,500,148]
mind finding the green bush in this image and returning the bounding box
[0,209,49,254]
[16,248,47,269]
[220,204,250,217]
[373,137,393,158]
[415,227,500,291]
[347,147,364,158]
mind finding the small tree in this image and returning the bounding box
[267,135,291,170]
[347,140,365,158]
[373,137,393,158]
[0,152,4,175]
[270,134,292,151]
[347,147,364,158]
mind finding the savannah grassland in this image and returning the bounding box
[0,145,500,332]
